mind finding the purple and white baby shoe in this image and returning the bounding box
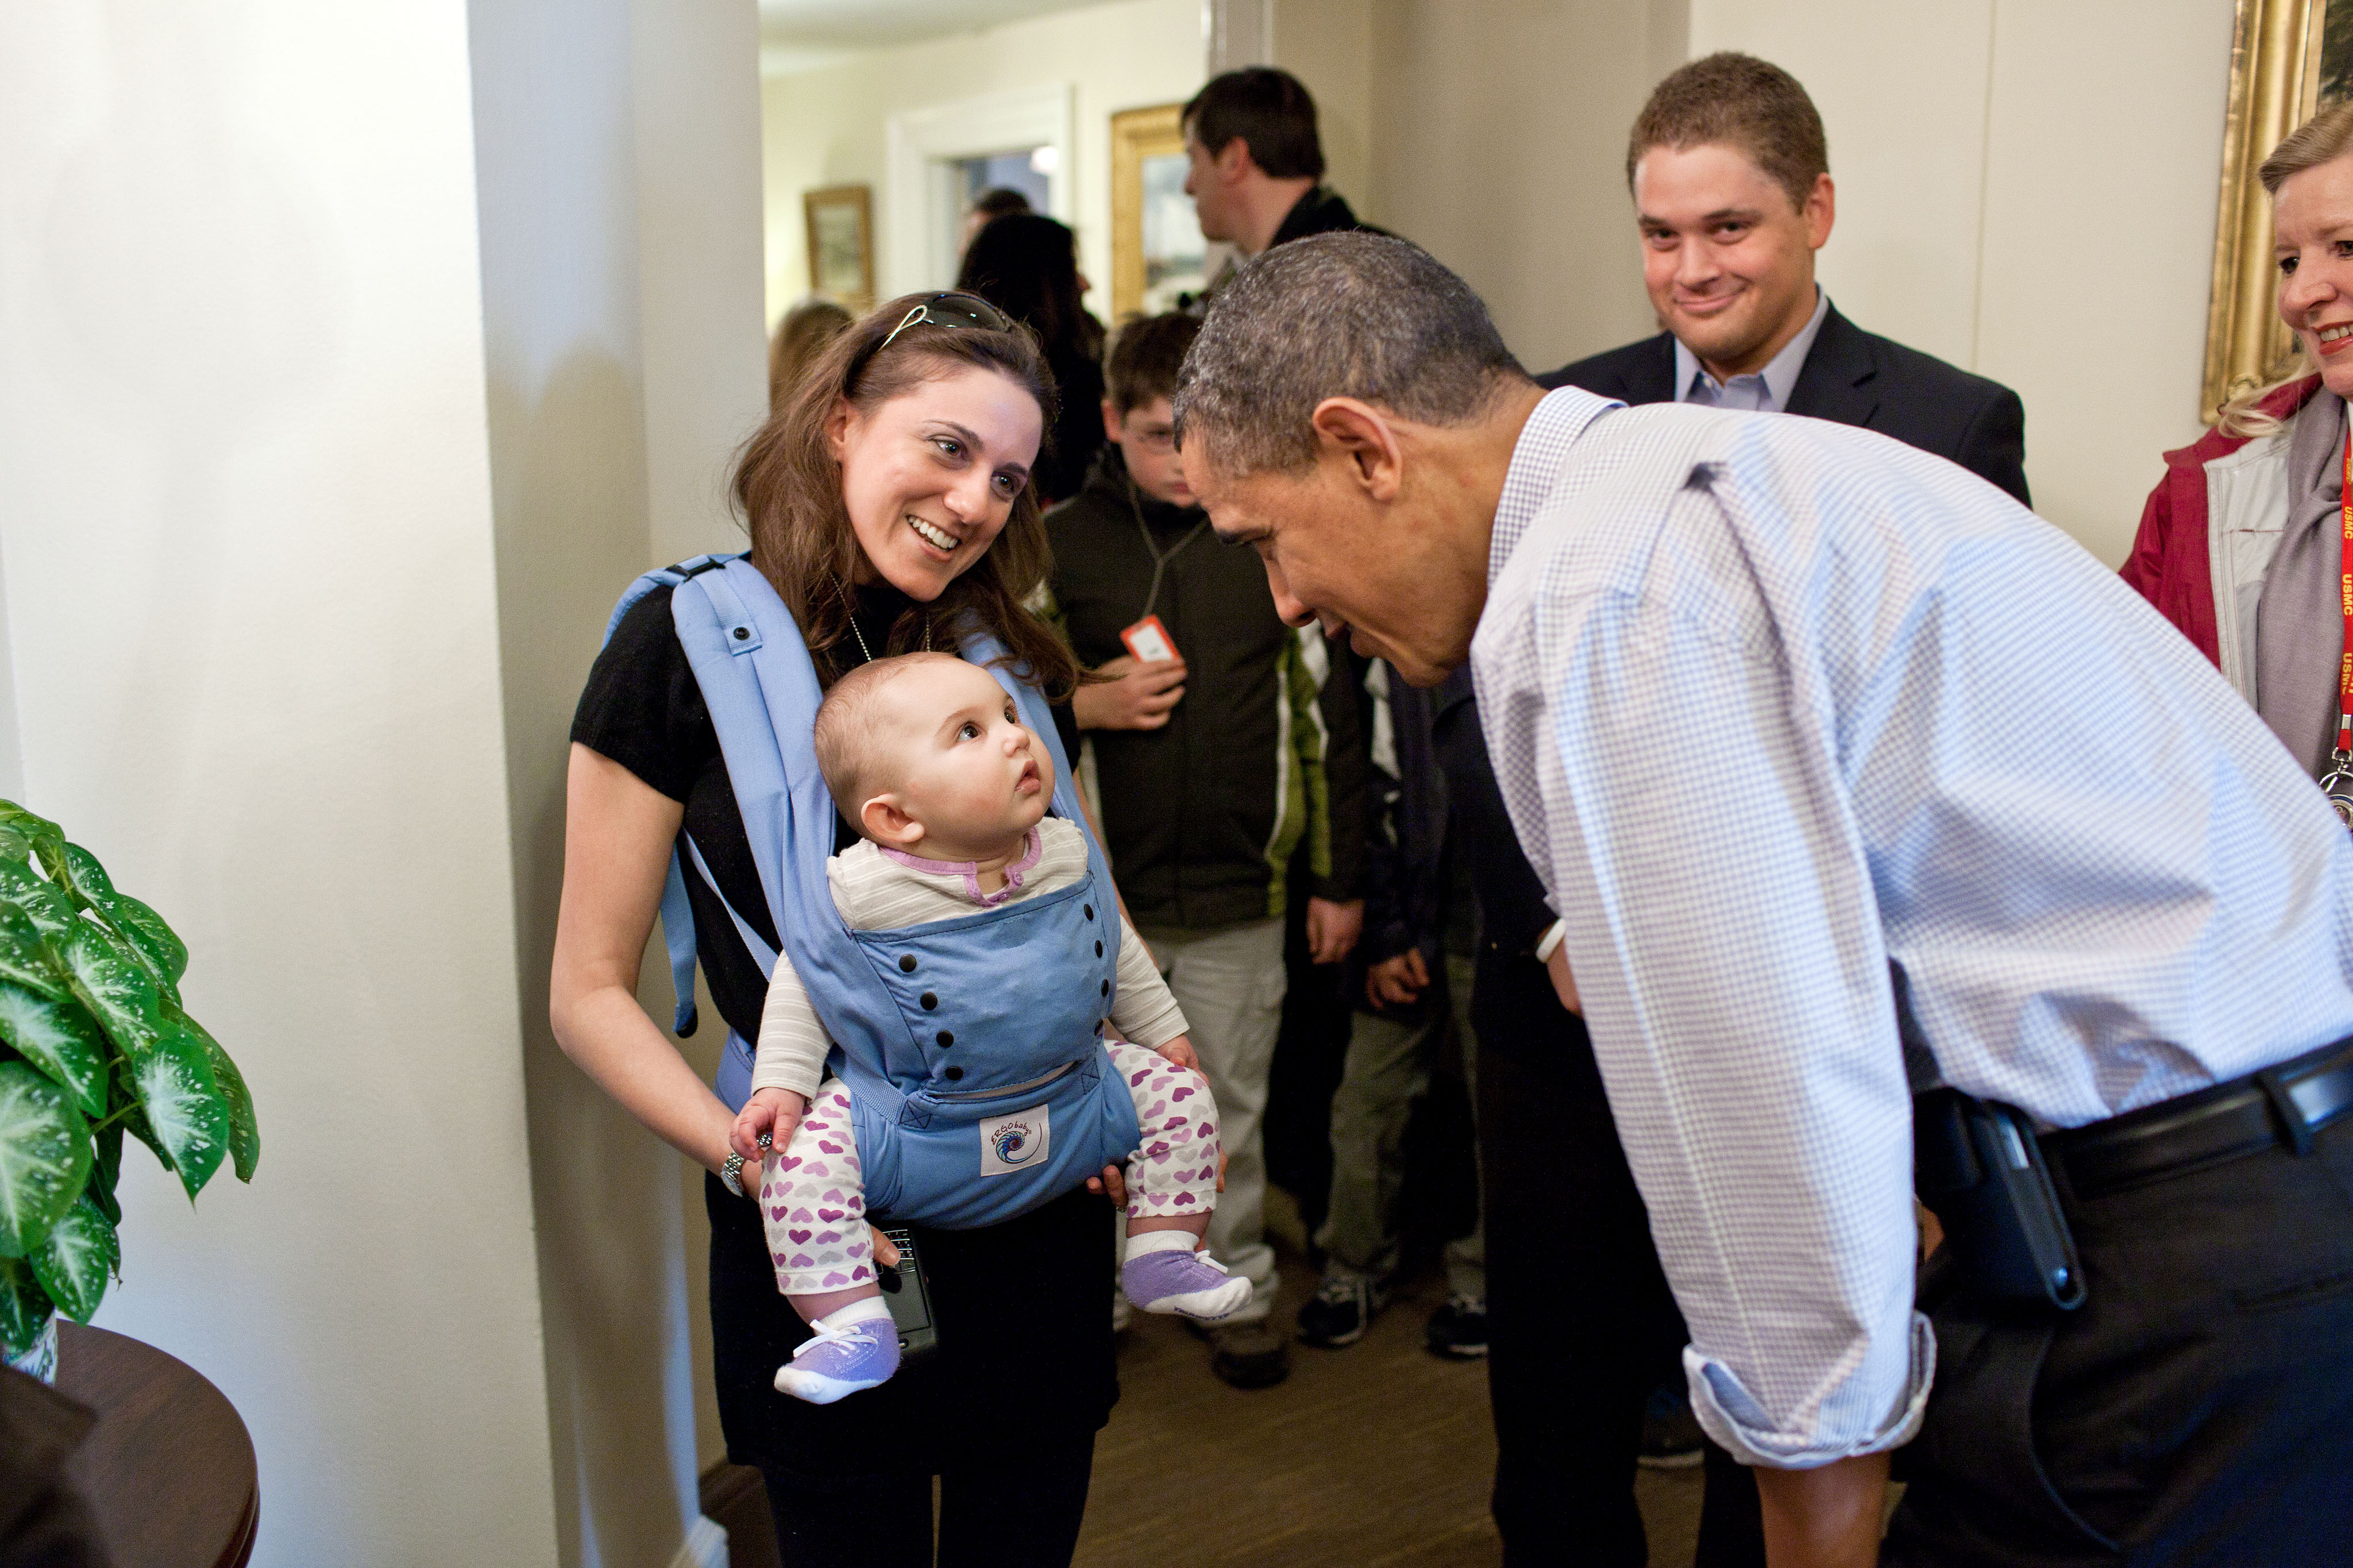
[774,1301,901,1405]
[1121,1231,1253,1320]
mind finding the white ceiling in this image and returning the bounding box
[757,0,1116,52]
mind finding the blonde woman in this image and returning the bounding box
[2126,101,2353,796]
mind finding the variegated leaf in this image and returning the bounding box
[0,983,107,1115]
[109,893,189,994]
[89,1117,122,1225]
[167,1008,257,1182]
[34,839,112,912]
[0,1061,91,1257]
[30,1194,115,1322]
[0,825,33,865]
[0,801,61,845]
[128,1028,226,1200]
[60,920,162,1056]
[0,901,66,1002]
[122,1099,176,1175]
[0,1256,52,1358]
[0,864,80,948]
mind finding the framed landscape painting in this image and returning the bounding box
[1109,104,1208,319]
[805,184,875,313]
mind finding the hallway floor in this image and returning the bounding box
[1076,1243,1707,1567]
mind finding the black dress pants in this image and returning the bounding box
[1885,1106,2353,1566]
[1477,967,1764,1568]
[761,1435,1096,1568]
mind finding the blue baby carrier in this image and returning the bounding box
[606,555,1142,1229]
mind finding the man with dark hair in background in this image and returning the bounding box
[1183,67,1382,271]
[1546,52,2029,505]
[1042,312,1367,1390]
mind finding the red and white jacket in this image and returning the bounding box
[2121,374,2327,706]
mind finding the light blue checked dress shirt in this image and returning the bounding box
[1470,387,2353,1468]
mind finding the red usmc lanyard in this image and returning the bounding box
[2339,432,2353,762]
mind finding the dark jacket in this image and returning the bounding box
[1355,663,1487,1024]
[1194,187,1387,309]
[1540,302,2032,507]
[1431,673,1563,1063]
[1270,186,1386,248]
[1043,446,1365,930]
[1360,664,1453,972]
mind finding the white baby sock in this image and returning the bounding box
[1124,1228,1201,1258]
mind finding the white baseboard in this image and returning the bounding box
[671,1513,728,1568]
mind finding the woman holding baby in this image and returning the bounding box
[551,295,1211,1565]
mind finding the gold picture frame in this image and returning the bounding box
[804,184,875,314]
[2203,0,2336,421]
[1109,104,1209,320]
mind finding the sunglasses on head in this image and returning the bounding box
[873,292,1015,355]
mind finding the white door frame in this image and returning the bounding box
[884,83,1074,299]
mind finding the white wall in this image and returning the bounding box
[759,0,1205,327]
[1684,0,2237,563]
[0,1,767,1563]
[0,2,562,1563]
[1357,0,1689,376]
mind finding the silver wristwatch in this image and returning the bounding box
[718,1133,773,1199]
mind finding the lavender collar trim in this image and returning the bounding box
[880,826,1044,906]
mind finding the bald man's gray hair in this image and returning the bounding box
[1172,233,1527,477]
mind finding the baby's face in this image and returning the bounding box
[866,659,1055,856]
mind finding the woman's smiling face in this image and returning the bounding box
[827,363,1044,601]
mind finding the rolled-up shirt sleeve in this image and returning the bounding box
[1481,517,1930,1469]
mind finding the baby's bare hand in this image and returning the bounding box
[1152,1034,1200,1072]
[732,1087,808,1160]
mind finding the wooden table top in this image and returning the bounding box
[55,1320,259,1568]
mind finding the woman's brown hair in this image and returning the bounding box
[732,294,1081,698]
[766,298,853,412]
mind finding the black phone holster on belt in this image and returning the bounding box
[1891,961,2086,1314]
[1912,1087,2087,1313]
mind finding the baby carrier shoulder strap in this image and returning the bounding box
[601,554,736,1036]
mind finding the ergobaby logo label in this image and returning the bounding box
[979,1105,1050,1176]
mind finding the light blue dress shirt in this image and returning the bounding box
[1672,287,1830,412]
[1471,388,2353,1469]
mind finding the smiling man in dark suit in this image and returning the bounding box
[1544,52,2029,505]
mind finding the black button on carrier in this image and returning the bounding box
[936,1030,954,1049]
[920,991,937,1010]
[944,1065,964,1082]
[1094,940,1104,957]
[1083,905,1094,920]
[899,955,917,972]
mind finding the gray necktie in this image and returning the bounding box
[2255,387,2348,778]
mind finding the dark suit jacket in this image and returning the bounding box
[1538,304,2032,507]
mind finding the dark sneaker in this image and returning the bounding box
[1207,1319,1291,1388]
[1296,1267,1388,1349]
[1637,1382,1706,1469]
[1424,1293,1489,1359]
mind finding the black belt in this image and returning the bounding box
[2048,1034,2353,1199]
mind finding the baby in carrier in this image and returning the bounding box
[730,651,1251,1404]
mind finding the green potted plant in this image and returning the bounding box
[0,800,258,1381]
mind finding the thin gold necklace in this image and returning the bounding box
[835,574,931,665]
